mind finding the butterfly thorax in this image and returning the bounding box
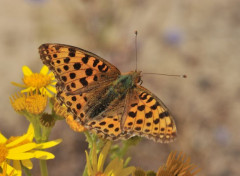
[87,71,141,119]
[112,71,141,92]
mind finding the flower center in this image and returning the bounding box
[0,143,8,164]
[25,92,48,114]
[23,73,52,88]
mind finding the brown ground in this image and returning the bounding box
[1,0,240,176]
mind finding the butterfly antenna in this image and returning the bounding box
[135,30,138,71]
[143,72,187,78]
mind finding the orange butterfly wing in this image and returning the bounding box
[122,85,177,143]
[39,43,121,123]
[85,85,176,143]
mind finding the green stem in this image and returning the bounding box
[31,117,42,143]
[82,132,95,176]
[24,113,42,143]
[39,160,48,176]
[82,165,88,176]
[82,133,108,176]
[41,126,52,142]
[84,131,93,147]
[24,112,49,176]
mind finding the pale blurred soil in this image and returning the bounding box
[1,1,240,176]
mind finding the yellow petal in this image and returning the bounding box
[21,159,33,169]
[8,143,37,154]
[51,81,57,85]
[6,133,29,148]
[7,152,35,160]
[85,151,93,175]
[22,66,33,76]
[104,158,120,175]
[0,132,7,143]
[1,162,18,176]
[46,85,57,94]
[49,72,55,79]
[6,124,34,148]
[98,141,111,172]
[118,167,136,176]
[112,159,124,175]
[11,82,27,88]
[36,139,62,149]
[21,87,36,93]
[40,65,49,75]
[40,87,53,97]
[92,142,97,173]
[34,151,55,159]
[1,162,7,175]
[13,160,22,175]
[25,123,34,141]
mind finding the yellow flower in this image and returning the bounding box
[53,99,69,118]
[53,99,86,132]
[85,141,135,176]
[0,124,62,176]
[10,91,48,115]
[65,115,87,132]
[157,152,200,176]
[12,65,56,97]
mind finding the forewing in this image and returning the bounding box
[39,43,121,124]
[123,85,177,143]
[39,43,121,94]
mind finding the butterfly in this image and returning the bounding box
[39,43,177,143]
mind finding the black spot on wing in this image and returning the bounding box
[153,119,159,124]
[93,59,99,67]
[64,57,70,63]
[93,75,98,81]
[137,105,145,111]
[69,52,75,57]
[85,68,93,76]
[61,76,67,82]
[145,111,152,118]
[128,111,137,118]
[70,73,76,79]
[82,55,89,64]
[159,111,170,119]
[136,119,143,124]
[131,103,138,107]
[146,97,153,103]
[73,63,81,70]
[98,63,108,72]
[139,92,148,100]
[63,65,69,71]
[79,77,88,86]
[150,102,159,110]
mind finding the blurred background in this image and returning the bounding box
[1,0,240,175]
